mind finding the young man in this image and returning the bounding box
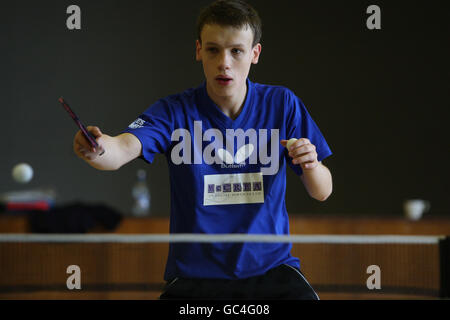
[73,0,332,300]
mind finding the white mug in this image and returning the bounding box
[403,199,430,221]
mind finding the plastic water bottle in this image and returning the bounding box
[132,169,150,217]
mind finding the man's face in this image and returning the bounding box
[196,24,261,99]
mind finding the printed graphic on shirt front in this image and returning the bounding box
[204,172,264,206]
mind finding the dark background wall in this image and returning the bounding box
[2,0,449,217]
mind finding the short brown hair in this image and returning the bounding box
[197,0,262,47]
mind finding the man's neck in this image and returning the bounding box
[206,82,247,120]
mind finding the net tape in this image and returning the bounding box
[0,234,443,244]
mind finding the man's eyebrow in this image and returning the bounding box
[205,42,245,47]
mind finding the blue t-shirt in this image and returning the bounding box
[123,78,332,280]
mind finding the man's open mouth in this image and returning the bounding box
[216,76,233,85]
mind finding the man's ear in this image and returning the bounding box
[251,43,262,64]
[196,40,202,61]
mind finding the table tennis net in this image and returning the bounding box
[0,234,448,299]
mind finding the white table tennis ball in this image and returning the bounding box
[286,138,298,150]
[12,163,34,183]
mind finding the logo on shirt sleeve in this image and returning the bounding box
[128,118,145,129]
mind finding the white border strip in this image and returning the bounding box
[0,234,443,244]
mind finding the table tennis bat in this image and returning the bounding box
[58,97,105,155]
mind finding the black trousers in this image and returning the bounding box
[159,264,319,300]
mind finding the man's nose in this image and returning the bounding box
[218,51,232,70]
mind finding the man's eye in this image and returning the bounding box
[232,49,242,54]
[207,48,218,53]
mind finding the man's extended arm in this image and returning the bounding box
[300,162,332,201]
[281,138,333,201]
[73,126,142,171]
